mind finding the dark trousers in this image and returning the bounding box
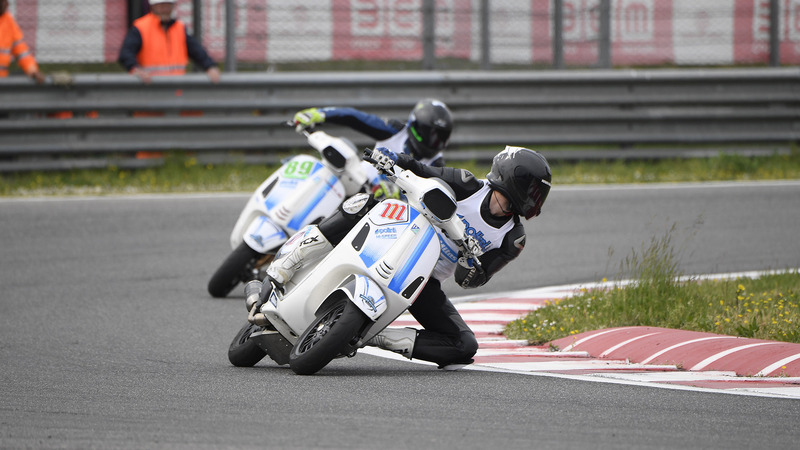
[408,278,479,367]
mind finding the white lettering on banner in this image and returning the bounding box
[563,0,599,42]
[352,0,382,37]
[750,0,800,42]
[735,0,800,63]
[788,0,800,42]
[390,0,418,36]
[752,0,771,41]
[351,0,419,37]
[617,0,652,41]
[334,0,469,60]
[541,0,673,66]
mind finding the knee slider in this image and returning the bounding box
[457,331,479,360]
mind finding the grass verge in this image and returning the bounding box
[1,149,800,197]
[504,224,800,345]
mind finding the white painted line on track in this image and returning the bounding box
[689,342,780,371]
[599,333,661,357]
[640,336,738,364]
[560,328,633,352]
[757,353,800,376]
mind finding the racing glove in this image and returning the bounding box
[371,180,401,200]
[455,255,488,289]
[454,236,487,288]
[370,147,397,172]
[293,108,326,132]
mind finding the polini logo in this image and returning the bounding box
[457,214,491,251]
[375,227,398,239]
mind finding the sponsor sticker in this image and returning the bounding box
[375,227,398,240]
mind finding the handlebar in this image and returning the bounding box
[361,147,480,265]
[286,120,313,137]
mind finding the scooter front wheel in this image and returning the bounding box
[228,322,268,367]
[208,242,270,298]
[289,298,368,375]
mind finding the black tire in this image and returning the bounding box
[289,298,368,375]
[228,322,267,367]
[208,242,266,298]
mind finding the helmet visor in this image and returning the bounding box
[408,123,450,158]
[513,167,551,219]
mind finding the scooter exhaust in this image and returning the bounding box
[244,280,262,312]
[245,280,271,327]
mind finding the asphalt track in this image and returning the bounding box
[2,180,800,449]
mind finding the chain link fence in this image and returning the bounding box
[5,0,798,70]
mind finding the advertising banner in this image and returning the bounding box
[532,0,673,66]
[6,0,800,66]
[330,0,472,61]
[734,0,800,64]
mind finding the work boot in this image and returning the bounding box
[366,327,417,359]
[265,225,333,287]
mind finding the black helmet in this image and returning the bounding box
[487,146,552,219]
[406,99,453,159]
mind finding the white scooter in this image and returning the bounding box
[207,130,372,298]
[227,151,480,375]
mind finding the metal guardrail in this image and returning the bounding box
[1,68,798,172]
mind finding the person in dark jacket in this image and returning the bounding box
[118,0,219,84]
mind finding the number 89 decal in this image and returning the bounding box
[283,160,316,179]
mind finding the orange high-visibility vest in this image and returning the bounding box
[0,12,39,78]
[133,13,188,76]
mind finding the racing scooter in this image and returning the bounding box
[227,150,481,375]
[207,130,372,298]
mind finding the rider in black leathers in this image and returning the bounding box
[264,146,552,368]
[293,99,453,168]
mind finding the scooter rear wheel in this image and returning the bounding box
[289,297,368,375]
[208,242,267,298]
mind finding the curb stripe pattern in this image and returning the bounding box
[376,282,800,399]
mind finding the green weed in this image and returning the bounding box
[504,223,800,345]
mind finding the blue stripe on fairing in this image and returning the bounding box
[359,247,379,268]
[288,173,338,229]
[359,206,419,268]
[408,207,419,223]
[388,225,435,293]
